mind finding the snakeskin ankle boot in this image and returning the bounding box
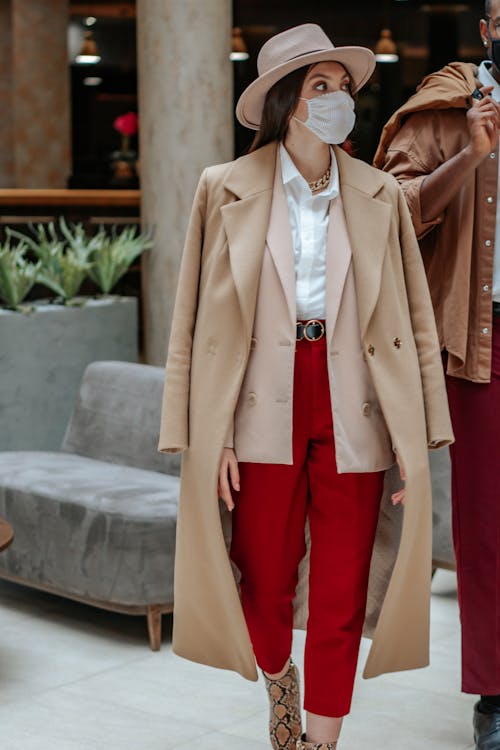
[296,735,337,750]
[262,659,302,750]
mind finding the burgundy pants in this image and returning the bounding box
[446,319,500,694]
[230,335,384,717]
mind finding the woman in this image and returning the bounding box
[159,23,453,750]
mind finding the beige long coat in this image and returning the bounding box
[159,141,453,682]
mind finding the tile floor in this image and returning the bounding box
[0,570,475,749]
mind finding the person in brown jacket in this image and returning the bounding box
[375,3,500,748]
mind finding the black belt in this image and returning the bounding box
[493,301,500,317]
[296,319,326,341]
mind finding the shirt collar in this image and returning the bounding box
[279,142,339,199]
[477,60,500,99]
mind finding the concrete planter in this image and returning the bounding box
[0,296,138,450]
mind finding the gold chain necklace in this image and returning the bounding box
[308,164,331,194]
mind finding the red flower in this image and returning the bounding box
[113,112,138,137]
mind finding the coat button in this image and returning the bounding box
[248,392,257,405]
[250,337,258,350]
[393,337,402,349]
[491,152,497,159]
[487,196,494,203]
[482,327,490,335]
[362,402,371,417]
[367,345,375,356]
[483,284,490,292]
[485,240,492,247]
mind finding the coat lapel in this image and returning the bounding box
[265,150,295,327]
[221,142,276,339]
[221,142,392,342]
[334,146,392,339]
[326,194,352,345]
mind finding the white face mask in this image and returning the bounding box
[294,90,355,144]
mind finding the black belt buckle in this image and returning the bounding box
[296,319,325,341]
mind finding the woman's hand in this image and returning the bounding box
[391,453,406,507]
[466,86,500,160]
[218,448,240,511]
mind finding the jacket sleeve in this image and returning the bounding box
[382,112,446,240]
[158,170,207,454]
[397,186,454,450]
[224,422,234,449]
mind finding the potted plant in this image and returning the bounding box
[110,111,139,186]
[88,225,152,295]
[0,219,151,451]
[0,238,40,310]
[8,219,94,304]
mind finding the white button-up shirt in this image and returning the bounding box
[280,142,339,319]
[477,61,500,302]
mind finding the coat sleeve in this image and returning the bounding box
[397,186,454,450]
[382,111,446,240]
[224,425,235,450]
[158,170,207,454]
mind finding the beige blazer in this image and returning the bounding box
[231,150,394,471]
[159,141,454,683]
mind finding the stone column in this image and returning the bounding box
[0,0,71,188]
[0,2,14,187]
[137,0,233,365]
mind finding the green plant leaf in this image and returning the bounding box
[7,220,95,302]
[59,217,102,261]
[37,248,91,301]
[0,240,41,309]
[4,220,152,303]
[88,224,153,294]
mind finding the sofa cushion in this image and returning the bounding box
[429,447,455,568]
[61,360,180,476]
[0,452,179,606]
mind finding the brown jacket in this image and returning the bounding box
[159,141,453,682]
[375,62,498,383]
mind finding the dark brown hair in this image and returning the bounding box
[249,66,310,153]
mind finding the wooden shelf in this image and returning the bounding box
[0,189,141,207]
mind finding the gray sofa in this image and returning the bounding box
[430,447,455,571]
[0,361,180,650]
[0,360,454,651]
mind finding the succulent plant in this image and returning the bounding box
[8,221,63,263]
[58,216,103,259]
[88,225,153,294]
[0,239,41,309]
[37,246,92,302]
[3,218,152,306]
[7,221,92,302]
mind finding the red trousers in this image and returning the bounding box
[230,335,384,717]
[446,318,500,694]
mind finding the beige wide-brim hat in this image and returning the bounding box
[236,23,376,130]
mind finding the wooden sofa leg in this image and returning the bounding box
[147,605,162,651]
